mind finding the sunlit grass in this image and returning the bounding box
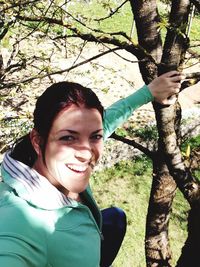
[68,0,134,39]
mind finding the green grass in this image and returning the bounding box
[67,0,134,39]
[91,157,190,267]
[189,13,200,40]
[181,135,200,151]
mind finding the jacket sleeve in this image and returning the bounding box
[0,190,46,267]
[103,84,154,140]
[0,236,35,267]
[0,253,30,267]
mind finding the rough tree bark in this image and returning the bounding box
[130,0,200,266]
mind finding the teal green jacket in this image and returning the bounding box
[0,85,153,267]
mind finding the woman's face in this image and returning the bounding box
[32,104,104,195]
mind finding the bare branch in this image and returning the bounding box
[110,132,154,159]
[15,14,156,63]
[13,2,56,45]
[63,32,154,62]
[180,72,200,89]
[184,72,200,79]
[94,0,129,22]
[0,0,40,12]
[16,13,133,42]
[70,40,88,68]
[0,20,15,40]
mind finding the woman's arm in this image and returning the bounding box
[103,84,152,140]
[0,253,30,267]
[103,71,183,140]
[0,235,37,267]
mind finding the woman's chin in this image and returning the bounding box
[64,178,89,194]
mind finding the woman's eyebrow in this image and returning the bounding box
[58,129,103,134]
[59,129,78,134]
[91,129,104,134]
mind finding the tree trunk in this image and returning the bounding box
[145,158,177,267]
[129,0,200,266]
[129,0,162,83]
[129,0,177,264]
[157,0,200,234]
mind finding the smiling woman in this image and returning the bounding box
[31,105,104,197]
[0,72,183,267]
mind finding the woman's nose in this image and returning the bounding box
[74,147,93,162]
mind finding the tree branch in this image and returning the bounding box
[94,0,129,22]
[0,0,40,12]
[15,14,156,63]
[181,72,200,89]
[184,72,200,79]
[110,132,154,159]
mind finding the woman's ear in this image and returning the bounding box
[30,129,42,156]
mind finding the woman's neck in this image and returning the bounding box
[67,192,82,202]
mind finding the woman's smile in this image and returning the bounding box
[66,163,89,173]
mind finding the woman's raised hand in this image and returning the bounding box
[148,71,184,105]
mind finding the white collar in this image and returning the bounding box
[1,151,75,209]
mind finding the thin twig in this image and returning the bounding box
[94,0,129,22]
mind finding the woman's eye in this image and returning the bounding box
[91,134,103,141]
[59,135,75,141]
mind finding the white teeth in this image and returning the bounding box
[67,164,87,172]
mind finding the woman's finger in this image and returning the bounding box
[170,75,184,82]
[163,70,180,77]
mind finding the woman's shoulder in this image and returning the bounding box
[0,182,48,235]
